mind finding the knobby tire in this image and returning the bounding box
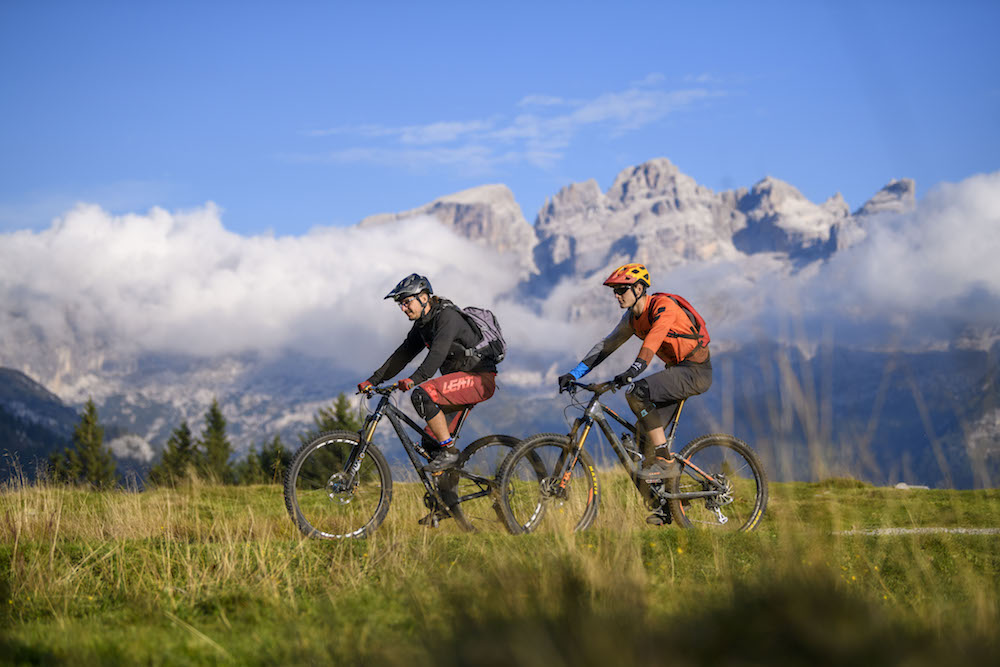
[496,433,600,534]
[667,433,767,532]
[444,434,521,533]
[284,430,392,539]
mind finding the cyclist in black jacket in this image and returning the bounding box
[358,273,498,473]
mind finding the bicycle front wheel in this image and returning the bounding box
[667,434,767,532]
[496,433,600,535]
[283,430,392,539]
[444,434,521,534]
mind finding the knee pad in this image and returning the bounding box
[625,380,665,431]
[411,386,441,421]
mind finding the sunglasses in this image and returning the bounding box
[398,296,420,309]
[612,286,632,296]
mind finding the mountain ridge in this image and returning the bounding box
[360,157,915,289]
[3,157,992,489]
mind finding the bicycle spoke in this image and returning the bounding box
[499,434,599,533]
[669,434,767,532]
[447,435,520,533]
[284,432,391,539]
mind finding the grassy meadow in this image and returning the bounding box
[2,471,1000,665]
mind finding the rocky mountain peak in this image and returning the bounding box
[0,367,78,435]
[604,157,694,208]
[743,176,814,215]
[821,192,850,216]
[538,179,605,225]
[731,177,847,260]
[359,184,536,273]
[855,178,916,217]
[357,157,918,293]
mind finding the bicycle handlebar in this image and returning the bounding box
[357,385,399,398]
[566,380,619,396]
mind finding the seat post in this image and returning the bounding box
[450,406,474,442]
[665,399,686,450]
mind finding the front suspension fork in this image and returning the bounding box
[555,419,590,491]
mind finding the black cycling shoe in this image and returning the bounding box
[423,446,460,474]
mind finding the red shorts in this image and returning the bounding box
[419,371,497,435]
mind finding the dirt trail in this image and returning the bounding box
[834,527,1000,536]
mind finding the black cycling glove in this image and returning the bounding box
[558,373,576,393]
[613,358,648,387]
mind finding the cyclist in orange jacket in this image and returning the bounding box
[558,263,712,521]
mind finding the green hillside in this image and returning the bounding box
[2,473,999,665]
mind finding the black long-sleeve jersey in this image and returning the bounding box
[366,298,497,386]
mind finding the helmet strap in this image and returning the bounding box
[631,284,648,316]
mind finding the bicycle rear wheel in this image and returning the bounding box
[283,430,392,539]
[443,434,521,533]
[496,433,600,534]
[667,434,767,532]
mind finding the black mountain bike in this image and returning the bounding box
[496,381,768,534]
[283,386,518,538]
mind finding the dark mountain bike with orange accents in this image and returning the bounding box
[495,381,768,534]
[283,385,519,538]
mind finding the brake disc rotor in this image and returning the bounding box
[327,472,355,504]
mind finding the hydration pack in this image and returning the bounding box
[456,306,506,364]
[660,293,710,354]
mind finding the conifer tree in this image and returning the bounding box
[48,444,81,483]
[234,435,290,485]
[148,421,198,486]
[234,444,266,485]
[199,398,233,483]
[49,398,116,487]
[299,393,364,445]
[258,435,290,483]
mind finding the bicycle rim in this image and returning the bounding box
[284,431,392,539]
[667,434,767,532]
[446,434,521,533]
[499,433,599,534]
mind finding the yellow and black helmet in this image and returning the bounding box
[603,263,650,288]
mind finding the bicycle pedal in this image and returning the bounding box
[417,510,450,527]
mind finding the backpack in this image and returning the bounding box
[455,306,506,364]
[659,293,710,355]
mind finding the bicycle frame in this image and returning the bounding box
[558,382,728,500]
[343,387,474,511]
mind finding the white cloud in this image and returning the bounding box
[301,145,503,172]
[631,73,667,87]
[398,120,496,145]
[298,79,723,172]
[308,120,496,145]
[2,171,996,396]
[517,94,569,107]
[0,204,528,380]
[799,171,1000,342]
[108,434,154,462]
[684,171,1000,349]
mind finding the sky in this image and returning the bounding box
[2,1,998,236]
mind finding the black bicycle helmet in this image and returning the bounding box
[384,273,433,301]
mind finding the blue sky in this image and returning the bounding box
[1,1,998,236]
